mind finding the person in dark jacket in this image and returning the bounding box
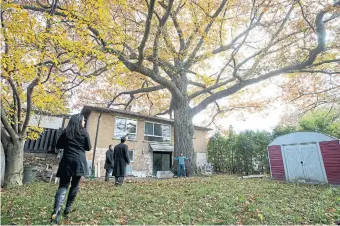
[112,137,130,185]
[104,145,114,182]
[50,114,92,224]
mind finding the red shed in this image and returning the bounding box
[268,132,340,184]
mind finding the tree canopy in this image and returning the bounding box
[1,0,340,185]
[9,0,339,117]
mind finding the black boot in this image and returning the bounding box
[51,187,67,224]
[63,186,79,217]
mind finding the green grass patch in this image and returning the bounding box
[1,175,339,225]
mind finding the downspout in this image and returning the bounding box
[90,97,119,174]
[91,110,104,170]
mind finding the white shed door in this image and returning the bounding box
[283,143,327,183]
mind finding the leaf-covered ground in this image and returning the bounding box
[1,175,339,225]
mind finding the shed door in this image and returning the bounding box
[283,143,327,183]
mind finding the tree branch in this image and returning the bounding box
[19,3,182,98]
[1,106,18,141]
[296,0,316,33]
[87,25,182,97]
[138,0,156,65]
[294,70,340,75]
[20,79,39,137]
[155,97,173,118]
[153,0,174,74]
[1,127,11,148]
[310,59,340,67]
[192,6,329,115]
[169,2,186,51]
[188,13,263,65]
[242,3,295,79]
[7,78,21,132]
[184,0,228,69]
[107,85,166,107]
[189,78,235,100]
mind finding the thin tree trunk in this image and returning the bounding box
[3,138,24,187]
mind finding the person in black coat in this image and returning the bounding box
[112,137,130,185]
[50,114,92,224]
[104,145,114,182]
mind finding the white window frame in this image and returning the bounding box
[114,116,138,141]
[128,149,135,162]
[144,121,171,142]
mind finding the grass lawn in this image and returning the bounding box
[1,175,339,225]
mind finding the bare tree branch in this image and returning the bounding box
[296,0,316,33]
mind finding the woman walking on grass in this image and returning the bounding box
[50,114,92,224]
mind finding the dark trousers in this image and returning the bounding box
[115,176,124,185]
[105,168,113,181]
[53,176,81,212]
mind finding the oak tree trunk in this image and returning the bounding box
[173,97,197,176]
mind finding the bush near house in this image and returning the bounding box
[1,175,339,225]
[208,130,272,175]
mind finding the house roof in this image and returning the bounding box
[269,132,339,146]
[80,105,212,131]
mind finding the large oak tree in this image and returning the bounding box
[5,0,340,177]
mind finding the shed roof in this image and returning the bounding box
[80,105,212,131]
[269,132,339,146]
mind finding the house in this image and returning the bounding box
[80,105,211,177]
[268,132,340,184]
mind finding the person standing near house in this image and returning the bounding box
[174,153,189,177]
[50,114,92,224]
[112,136,130,185]
[104,145,114,182]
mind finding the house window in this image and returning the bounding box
[144,122,171,142]
[114,117,137,140]
[128,150,135,162]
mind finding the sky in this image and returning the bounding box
[193,102,284,133]
[191,79,288,133]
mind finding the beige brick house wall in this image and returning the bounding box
[85,111,208,176]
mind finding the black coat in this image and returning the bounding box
[112,143,130,177]
[56,128,92,177]
[104,149,114,169]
